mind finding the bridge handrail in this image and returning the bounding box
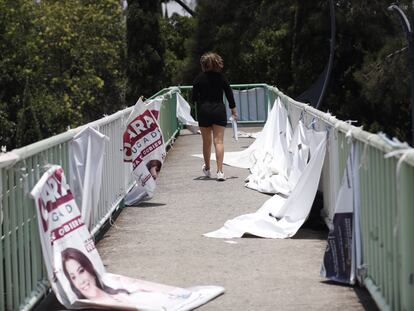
[267,84,414,311]
[0,88,180,311]
[1,83,413,311]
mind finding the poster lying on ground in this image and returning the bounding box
[30,165,224,310]
[123,97,166,205]
[320,144,362,285]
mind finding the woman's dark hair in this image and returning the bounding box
[146,160,162,172]
[200,52,224,72]
[61,248,128,299]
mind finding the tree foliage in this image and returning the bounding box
[0,0,126,150]
[1,0,413,148]
[126,0,165,102]
[184,0,413,143]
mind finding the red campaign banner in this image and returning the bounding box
[123,109,159,163]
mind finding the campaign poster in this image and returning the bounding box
[320,144,361,285]
[123,98,166,204]
[30,165,224,310]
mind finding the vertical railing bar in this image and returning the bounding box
[31,159,40,290]
[379,151,388,302]
[374,150,382,292]
[8,168,19,309]
[255,87,259,121]
[0,169,6,310]
[383,157,391,306]
[23,161,32,298]
[246,86,250,121]
[387,157,395,307]
[366,147,375,286]
[388,157,398,310]
[358,142,369,284]
[17,175,26,304]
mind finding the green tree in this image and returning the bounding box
[126,0,165,102]
[0,0,126,149]
[161,13,195,85]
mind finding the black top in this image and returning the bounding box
[192,71,236,109]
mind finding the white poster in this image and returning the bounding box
[176,92,199,134]
[320,143,362,285]
[195,98,292,170]
[123,98,166,205]
[30,165,224,310]
[69,126,108,230]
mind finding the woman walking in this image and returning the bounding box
[192,52,238,181]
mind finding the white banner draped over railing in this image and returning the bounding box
[176,92,199,134]
[69,126,108,230]
[201,98,327,239]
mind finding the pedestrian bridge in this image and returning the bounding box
[1,84,413,310]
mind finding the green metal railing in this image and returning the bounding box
[160,83,414,310]
[266,85,414,311]
[0,90,180,311]
[176,84,270,124]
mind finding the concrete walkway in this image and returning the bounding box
[48,127,377,311]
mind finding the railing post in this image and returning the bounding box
[399,163,414,310]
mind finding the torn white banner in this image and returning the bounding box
[204,128,327,239]
[245,120,309,195]
[193,98,292,169]
[69,126,108,230]
[176,92,199,134]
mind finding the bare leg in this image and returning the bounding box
[212,124,225,172]
[199,126,212,169]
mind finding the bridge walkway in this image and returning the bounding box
[49,127,377,311]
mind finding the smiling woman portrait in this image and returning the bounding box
[61,247,192,308]
[61,247,129,301]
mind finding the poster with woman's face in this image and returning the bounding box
[123,97,166,204]
[31,166,225,311]
[30,165,105,304]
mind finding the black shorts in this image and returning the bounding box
[197,101,227,127]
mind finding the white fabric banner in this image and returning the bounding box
[69,126,107,230]
[204,127,327,239]
[199,98,292,170]
[176,93,199,134]
[245,120,308,196]
[123,98,166,206]
[30,165,224,310]
[320,143,362,285]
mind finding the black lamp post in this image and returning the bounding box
[388,3,414,145]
